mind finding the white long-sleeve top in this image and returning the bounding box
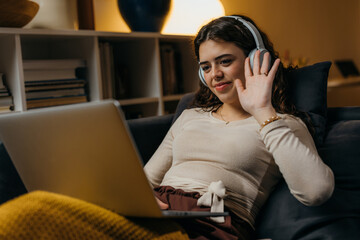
[144,108,334,228]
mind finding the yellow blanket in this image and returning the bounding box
[0,191,189,240]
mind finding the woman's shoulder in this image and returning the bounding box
[179,107,208,118]
[173,108,209,125]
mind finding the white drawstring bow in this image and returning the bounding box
[197,180,226,223]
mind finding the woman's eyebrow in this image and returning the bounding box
[199,54,233,65]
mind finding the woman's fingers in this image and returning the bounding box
[244,51,281,85]
[260,52,270,75]
[244,57,252,77]
[235,79,245,94]
[253,49,261,74]
[252,50,272,76]
[267,58,281,79]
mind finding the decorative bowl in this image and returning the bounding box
[0,0,39,28]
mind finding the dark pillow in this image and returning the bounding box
[287,61,332,145]
[255,119,360,240]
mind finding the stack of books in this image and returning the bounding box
[160,43,183,96]
[0,73,13,113]
[98,42,130,100]
[23,59,88,109]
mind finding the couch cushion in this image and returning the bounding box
[172,92,196,124]
[287,61,331,145]
[255,120,360,240]
[128,114,174,164]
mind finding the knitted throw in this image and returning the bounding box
[0,191,189,240]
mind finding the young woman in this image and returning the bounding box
[0,15,334,240]
[144,15,335,239]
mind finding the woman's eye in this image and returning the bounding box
[220,59,232,65]
[201,65,210,72]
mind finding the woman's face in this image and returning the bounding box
[199,40,246,105]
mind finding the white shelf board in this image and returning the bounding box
[0,27,194,39]
[328,76,360,88]
[163,94,186,102]
[118,97,159,106]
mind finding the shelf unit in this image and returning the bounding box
[0,27,199,118]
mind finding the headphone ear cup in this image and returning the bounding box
[198,67,208,87]
[248,48,271,72]
[248,48,257,71]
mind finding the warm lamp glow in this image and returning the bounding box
[161,0,225,35]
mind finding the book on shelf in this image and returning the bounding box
[24,69,78,82]
[23,59,87,82]
[160,43,184,95]
[0,87,10,97]
[27,95,88,109]
[22,61,89,109]
[0,73,6,89]
[0,91,10,97]
[0,105,14,113]
[0,73,14,112]
[0,73,11,96]
[23,59,86,70]
[99,42,131,100]
[112,44,130,99]
[99,42,113,99]
[26,88,86,100]
[0,96,14,106]
[25,78,87,89]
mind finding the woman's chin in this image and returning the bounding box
[213,87,238,104]
[216,93,239,105]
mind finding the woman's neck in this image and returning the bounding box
[217,103,251,123]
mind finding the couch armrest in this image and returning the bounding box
[327,107,360,123]
[127,114,174,164]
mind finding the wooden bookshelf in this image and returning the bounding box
[0,27,199,118]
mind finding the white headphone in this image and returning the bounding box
[198,16,271,87]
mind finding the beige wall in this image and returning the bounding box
[356,1,360,74]
[93,0,130,32]
[94,0,359,79]
[220,0,360,79]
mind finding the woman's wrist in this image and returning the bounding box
[259,115,282,130]
[252,107,278,125]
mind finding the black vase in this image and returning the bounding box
[117,0,171,32]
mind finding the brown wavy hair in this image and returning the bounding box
[192,15,314,135]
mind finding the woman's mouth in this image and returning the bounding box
[214,82,232,92]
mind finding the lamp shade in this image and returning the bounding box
[162,0,225,35]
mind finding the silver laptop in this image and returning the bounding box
[0,100,228,218]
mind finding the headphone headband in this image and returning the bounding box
[223,16,265,50]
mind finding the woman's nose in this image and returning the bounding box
[210,66,223,80]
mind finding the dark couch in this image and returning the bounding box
[1,62,360,239]
[127,95,360,240]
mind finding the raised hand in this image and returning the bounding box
[235,50,281,124]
